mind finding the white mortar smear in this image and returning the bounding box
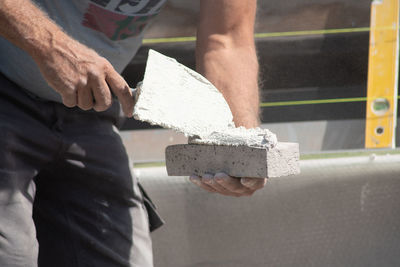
[190,126,278,150]
[134,49,234,138]
[134,49,278,149]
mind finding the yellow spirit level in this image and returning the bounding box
[365,0,399,148]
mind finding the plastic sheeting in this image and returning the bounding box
[138,152,400,267]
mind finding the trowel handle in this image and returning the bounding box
[112,87,137,100]
[130,87,137,99]
[130,81,141,100]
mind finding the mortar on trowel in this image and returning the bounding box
[132,50,300,178]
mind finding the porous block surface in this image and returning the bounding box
[165,142,300,178]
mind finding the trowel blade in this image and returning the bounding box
[133,49,234,137]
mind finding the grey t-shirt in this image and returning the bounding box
[0,0,167,102]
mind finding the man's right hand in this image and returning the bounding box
[0,0,134,117]
[35,38,134,117]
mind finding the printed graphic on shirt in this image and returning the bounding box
[83,0,167,41]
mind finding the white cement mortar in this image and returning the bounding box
[190,127,278,150]
[134,49,278,149]
[134,49,234,137]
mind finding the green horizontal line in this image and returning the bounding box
[254,27,371,39]
[132,151,400,167]
[143,36,196,44]
[260,97,367,107]
[142,27,372,44]
[134,161,165,168]
[301,148,400,160]
[260,96,400,107]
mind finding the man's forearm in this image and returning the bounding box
[196,44,260,128]
[0,0,71,61]
[0,0,134,115]
[196,0,260,128]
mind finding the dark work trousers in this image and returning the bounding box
[0,73,163,267]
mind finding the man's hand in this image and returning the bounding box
[0,0,134,116]
[189,173,267,197]
[35,39,134,116]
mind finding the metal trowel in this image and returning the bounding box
[131,49,234,138]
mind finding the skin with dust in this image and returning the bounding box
[134,49,277,149]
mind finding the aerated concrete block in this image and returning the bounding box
[165,142,300,178]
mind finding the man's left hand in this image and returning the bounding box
[189,173,266,197]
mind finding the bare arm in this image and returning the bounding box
[196,0,260,128]
[0,0,134,116]
[190,0,266,197]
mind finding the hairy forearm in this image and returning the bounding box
[0,0,134,115]
[196,39,260,128]
[0,0,77,61]
[196,0,260,128]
